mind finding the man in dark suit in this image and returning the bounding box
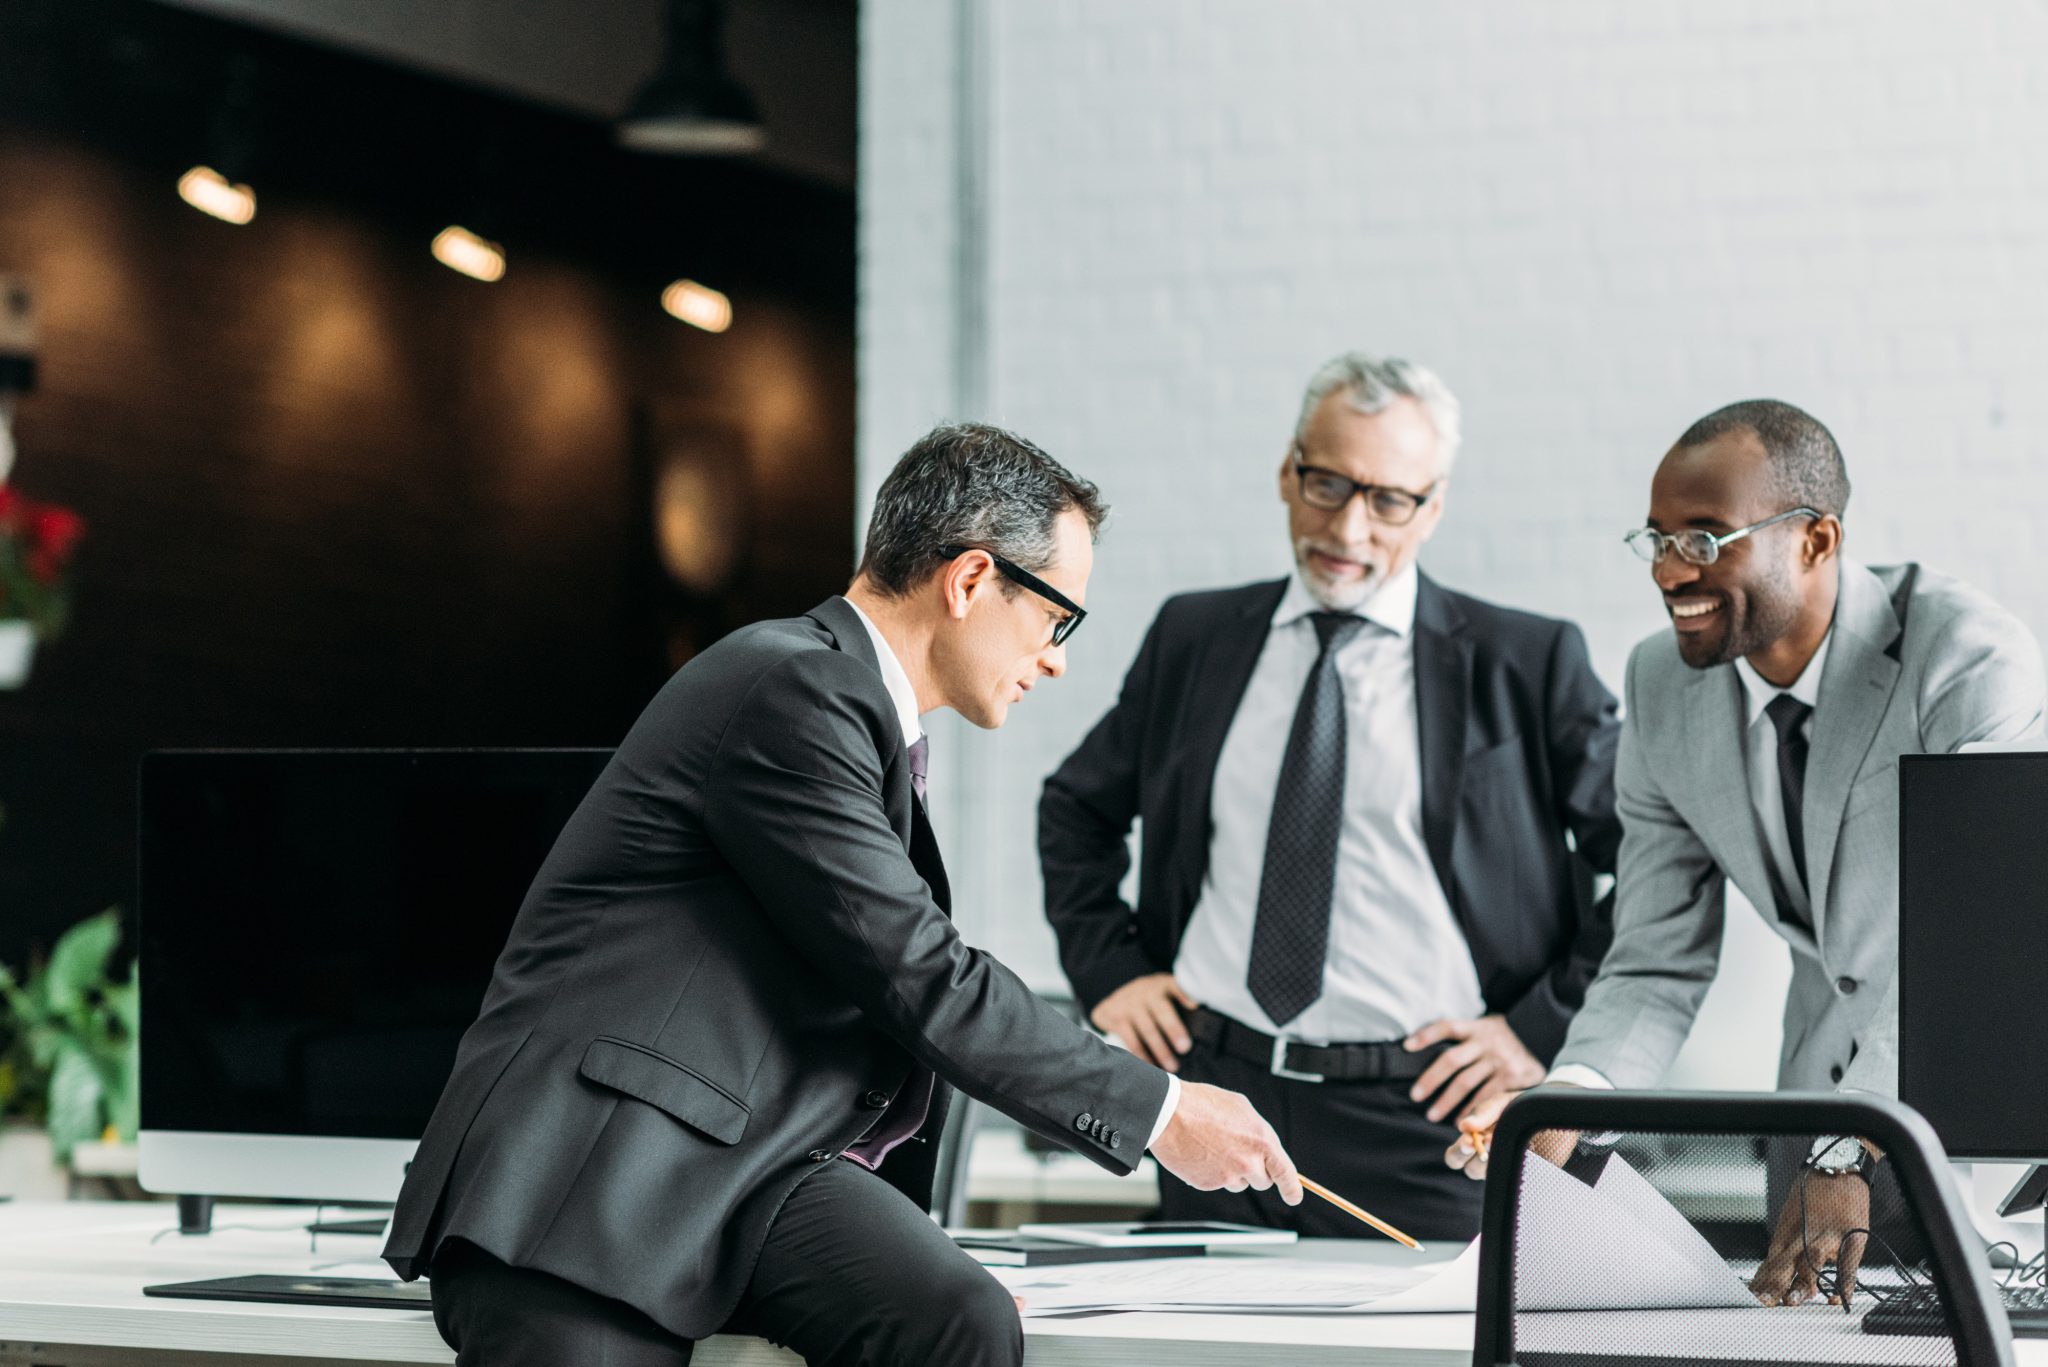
[383,424,1301,1366]
[1040,354,1622,1241]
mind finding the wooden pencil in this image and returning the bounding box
[1298,1175,1423,1249]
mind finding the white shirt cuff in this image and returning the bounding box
[1545,1063,1615,1089]
[1147,1073,1182,1150]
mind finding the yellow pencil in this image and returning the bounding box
[1298,1175,1422,1249]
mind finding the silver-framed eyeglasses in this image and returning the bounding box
[1624,507,1821,566]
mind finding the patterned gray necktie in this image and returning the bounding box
[1765,694,1813,895]
[907,734,929,806]
[1247,611,1368,1027]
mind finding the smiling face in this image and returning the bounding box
[1648,429,1816,669]
[930,508,1090,729]
[1280,390,1446,611]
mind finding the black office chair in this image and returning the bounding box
[1473,1090,2014,1367]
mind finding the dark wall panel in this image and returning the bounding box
[0,0,856,963]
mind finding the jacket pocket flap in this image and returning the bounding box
[578,1037,749,1145]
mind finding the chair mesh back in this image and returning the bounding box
[1477,1092,2013,1367]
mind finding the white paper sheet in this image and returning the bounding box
[994,1154,1756,1318]
[1514,1155,1754,1311]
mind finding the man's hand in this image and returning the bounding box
[1150,1080,1303,1205]
[1405,1014,1545,1123]
[1441,1084,1580,1180]
[1090,973,1196,1072]
[1751,1170,1872,1307]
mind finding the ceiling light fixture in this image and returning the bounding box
[177,166,256,225]
[617,0,766,155]
[661,279,732,332]
[432,226,506,283]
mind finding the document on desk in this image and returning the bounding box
[1513,1153,1754,1311]
[995,1155,1752,1317]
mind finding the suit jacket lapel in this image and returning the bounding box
[1803,561,1904,934]
[805,596,952,915]
[910,798,952,915]
[1174,580,1287,906]
[1413,576,1471,903]
[1680,663,1787,928]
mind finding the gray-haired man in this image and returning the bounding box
[1040,356,1622,1240]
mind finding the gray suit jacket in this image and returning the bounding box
[1554,561,2045,1095]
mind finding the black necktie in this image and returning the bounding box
[1765,694,1813,895]
[1248,611,1368,1027]
[907,734,929,806]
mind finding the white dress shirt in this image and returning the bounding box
[1548,630,1835,1092]
[1172,566,1487,1044]
[842,598,1182,1145]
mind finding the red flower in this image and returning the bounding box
[29,505,83,562]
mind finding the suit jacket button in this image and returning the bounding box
[808,1149,831,1163]
[1829,1065,1845,1084]
[1835,977,1858,995]
[1109,1131,1122,1150]
[862,1090,891,1108]
[1075,1112,1093,1132]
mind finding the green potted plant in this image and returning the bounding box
[0,909,138,1170]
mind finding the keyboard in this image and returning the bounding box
[1863,1282,2048,1338]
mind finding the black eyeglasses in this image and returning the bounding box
[938,545,1086,646]
[1290,453,1438,526]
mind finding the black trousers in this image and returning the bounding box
[430,1160,1022,1367]
[1156,1030,1486,1243]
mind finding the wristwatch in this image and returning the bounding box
[1809,1135,1877,1180]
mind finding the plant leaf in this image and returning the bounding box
[46,1040,105,1165]
[43,909,120,1017]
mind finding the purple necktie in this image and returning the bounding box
[907,734,929,805]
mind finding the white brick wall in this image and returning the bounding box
[862,0,2048,1087]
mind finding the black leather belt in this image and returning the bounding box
[1187,1006,1442,1083]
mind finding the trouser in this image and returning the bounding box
[1156,1025,1487,1243]
[429,1159,1023,1367]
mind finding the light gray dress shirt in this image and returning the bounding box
[1172,566,1486,1044]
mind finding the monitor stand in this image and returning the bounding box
[1998,1166,2048,1217]
[176,1194,214,1235]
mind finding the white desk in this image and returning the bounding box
[3,1201,2041,1367]
[0,1200,1469,1366]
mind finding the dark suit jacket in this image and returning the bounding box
[1039,574,1621,1062]
[384,596,1168,1340]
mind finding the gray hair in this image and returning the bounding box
[1295,353,1462,473]
[856,422,1108,597]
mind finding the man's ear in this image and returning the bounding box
[1805,514,1844,568]
[939,550,995,621]
[1277,445,1296,502]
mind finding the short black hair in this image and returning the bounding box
[1674,399,1851,518]
[856,423,1108,597]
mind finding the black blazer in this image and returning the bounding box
[1039,574,1621,1062]
[384,597,1167,1340]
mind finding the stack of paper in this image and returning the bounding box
[992,1154,1755,1318]
[993,1253,1471,1317]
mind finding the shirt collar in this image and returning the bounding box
[1273,560,1419,638]
[1732,627,1833,728]
[841,597,923,748]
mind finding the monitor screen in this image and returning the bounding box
[1898,751,2048,1162]
[139,749,610,1144]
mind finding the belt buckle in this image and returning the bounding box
[1269,1034,1324,1083]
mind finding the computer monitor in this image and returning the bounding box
[1898,749,2048,1163]
[137,748,611,1204]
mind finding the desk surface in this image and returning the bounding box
[1,1200,2039,1367]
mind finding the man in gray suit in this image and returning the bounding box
[1447,399,2045,1304]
